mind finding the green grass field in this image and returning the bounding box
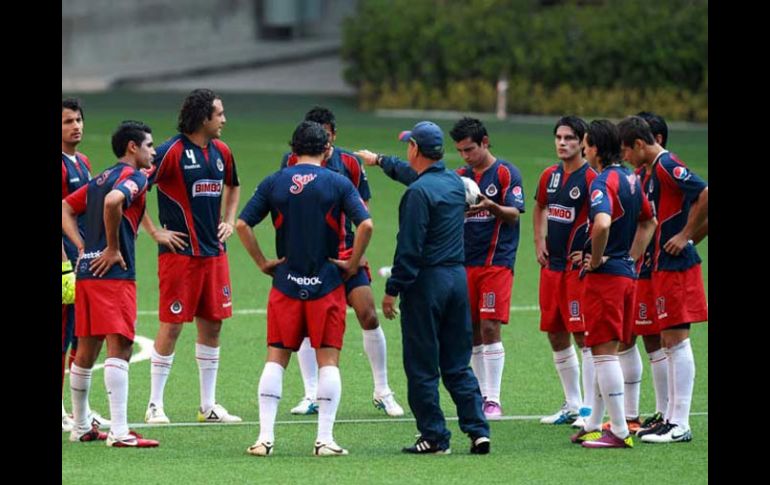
[62,92,708,484]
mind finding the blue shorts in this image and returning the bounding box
[345,265,372,295]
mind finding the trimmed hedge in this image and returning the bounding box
[342,0,707,121]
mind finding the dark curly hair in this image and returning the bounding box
[636,111,668,148]
[112,120,152,158]
[304,106,336,134]
[177,89,220,134]
[62,97,84,120]
[450,117,488,144]
[290,121,329,156]
[586,120,621,168]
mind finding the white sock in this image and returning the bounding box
[104,358,130,438]
[62,400,68,418]
[483,342,505,404]
[297,338,318,399]
[316,366,341,443]
[149,348,174,408]
[667,339,695,429]
[618,345,642,420]
[585,368,603,432]
[257,362,284,443]
[648,348,669,417]
[594,354,628,438]
[69,364,92,430]
[362,327,390,396]
[553,346,581,411]
[581,347,595,414]
[196,343,220,412]
[471,345,486,398]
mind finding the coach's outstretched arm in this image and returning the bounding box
[355,149,418,186]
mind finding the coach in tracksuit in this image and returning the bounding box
[381,121,490,455]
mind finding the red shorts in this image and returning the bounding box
[582,273,636,347]
[75,279,136,341]
[539,268,585,333]
[266,286,347,350]
[466,265,513,324]
[632,278,659,335]
[158,253,233,323]
[652,264,708,329]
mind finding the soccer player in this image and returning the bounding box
[142,89,242,424]
[357,117,524,420]
[61,97,110,432]
[280,106,403,417]
[237,121,373,456]
[571,120,656,448]
[379,121,490,454]
[62,120,159,447]
[618,115,708,444]
[534,116,597,429]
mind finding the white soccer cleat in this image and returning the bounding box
[247,439,274,456]
[572,416,586,429]
[88,410,111,428]
[197,403,242,423]
[290,397,319,415]
[145,403,171,424]
[540,403,579,425]
[62,414,75,433]
[313,440,349,456]
[373,392,405,417]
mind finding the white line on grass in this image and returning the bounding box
[136,305,540,316]
[64,335,154,374]
[124,411,708,429]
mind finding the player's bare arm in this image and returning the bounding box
[585,213,611,272]
[140,213,188,253]
[532,202,549,267]
[218,185,241,242]
[468,194,520,224]
[664,186,708,256]
[630,217,658,262]
[331,218,373,281]
[235,218,285,276]
[90,190,127,277]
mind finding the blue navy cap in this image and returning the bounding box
[398,121,444,158]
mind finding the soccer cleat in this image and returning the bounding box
[145,403,170,424]
[69,425,108,442]
[581,429,634,448]
[483,401,503,420]
[572,417,586,429]
[290,397,319,415]
[62,414,75,433]
[313,440,349,456]
[88,410,111,428]
[373,392,405,417]
[470,436,491,455]
[402,436,451,455]
[106,430,159,448]
[540,403,579,425]
[640,422,692,443]
[570,428,602,444]
[197,403,242,423]
[601,417,642,435]
[247,439,274,456]
[636,412,665,437]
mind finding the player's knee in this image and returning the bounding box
[357,307,379,330]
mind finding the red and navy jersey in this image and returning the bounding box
[61,152,92,262]
[456,159,526,268]
[149,134,240,257]
[239,164,370,300]
[636,165,654,280]
[587,165,653,278]
[281,146,370,253]
[534,162,597,272]
[647,151,707,272]
[64,163,148,280]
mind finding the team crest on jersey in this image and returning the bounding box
[590,189,604,206]
[569,186,581,199]
[289,173,318,194]
[547,204,575,223]
[216,158,224,172]
[123,179,139,197]
[673,166,688,180]
[170,300,183,315]
[485,184,498,197]
[193,179,223,197]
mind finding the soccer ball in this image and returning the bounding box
[461,176,481,209]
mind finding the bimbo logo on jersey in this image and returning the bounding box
[673,166,689,180]
[547,204,575,223]
[192,179,223,198]
[289,173,318,194]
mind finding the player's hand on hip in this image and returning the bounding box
[663,233,689,256]
[154,225,188,253]
[259,257,286,277]
[62,261,76,304]
[218,222,234,242]
[382,294,398,320]
[329,258,356,281]
[89,247,127,277]
[535,241,550,267]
